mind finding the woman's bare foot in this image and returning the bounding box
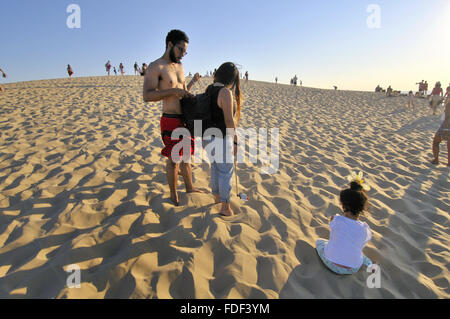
[214,194,221,204]
[219,202,234,217]
[186,187,209,194]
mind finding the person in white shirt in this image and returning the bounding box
[316,177,373,275]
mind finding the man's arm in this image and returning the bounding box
[143,63,190,102]
[186,73,201,92]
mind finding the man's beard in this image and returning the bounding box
[169,47,181,64]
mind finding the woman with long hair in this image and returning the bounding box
[206,62,242,216]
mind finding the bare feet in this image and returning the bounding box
[219,202,234,217]
[214,194,221,204]
[186,187,209,194]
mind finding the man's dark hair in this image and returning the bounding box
[166,30,189,48]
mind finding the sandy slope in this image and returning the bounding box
[0,75,448,298]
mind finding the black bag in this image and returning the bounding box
[180,85,222,137]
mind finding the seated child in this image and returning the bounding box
[316,173,373,275]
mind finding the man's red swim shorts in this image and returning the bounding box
[160,113,194,162]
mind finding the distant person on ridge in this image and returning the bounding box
[105,60,112,76]
[416,80,424,96]
[386,86,393,97]
[140,63,147,76]
[431,101,450,166]
[430,82,443,115]
[67,64,73,78]
[134,62,139,75]
[143,29,204,206]
[119,63,125,76]
[0,67,6,92]
[424,81,429,96]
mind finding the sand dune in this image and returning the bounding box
[0,76,448,298]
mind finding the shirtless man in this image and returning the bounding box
[143,30,204,206]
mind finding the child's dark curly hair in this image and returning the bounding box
[340,182,368,216]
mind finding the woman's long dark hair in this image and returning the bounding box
[213,62,242,123]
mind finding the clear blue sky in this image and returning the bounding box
[1,0,449,91]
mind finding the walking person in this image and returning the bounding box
[119,63,125,76]
[105,60,112,76]
[67,64,73,78]
[430,82,443,115]
[0,67,6,92]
